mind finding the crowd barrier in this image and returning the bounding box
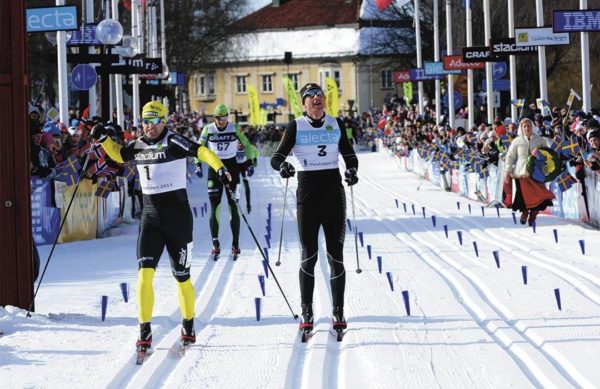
[391,146,600,228]
[31,176,130,246]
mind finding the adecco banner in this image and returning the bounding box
[393,70,411,83]
[553,9,600,32]
[514,27,570,46]
[26,5,78,33]
[490,38,537,58]
[443,55,484,70]
[462,46,495,63]
[424,61,462,76]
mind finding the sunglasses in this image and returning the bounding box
[215,115,228,121]
[303,90,324,99]
[143,117,163,125]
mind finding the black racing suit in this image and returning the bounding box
[271,115,358,309]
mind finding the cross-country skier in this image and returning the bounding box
[91,100,231,357]
[270,82,359,336]
[198,104,256,260]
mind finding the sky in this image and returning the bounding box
[1,148,599,388]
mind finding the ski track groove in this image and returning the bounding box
[358,170,587,388]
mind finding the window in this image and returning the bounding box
[318,63,342,91]
[381,69,393,89]
[261,74,273,93]
[289,73,299,90]
[194,73,215,96]
[236,76,247,94]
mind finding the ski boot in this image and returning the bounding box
[332,306,347,342]
[211,239,220,261]
[528,210,539,227]
[135,322,152,364]
[232,247,241,261]
[179,318,196,356]
[299,303,314,342]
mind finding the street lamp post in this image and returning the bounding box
[96,17,123,122]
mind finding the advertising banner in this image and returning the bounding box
[489,38,538,58]
[514,27,570,46]
[443,55,484,70]
[409,68,445,81]
[424,61,462,76]
[393,70,411,83]
[57,180,97,243]
[553,9,600,33]
[462,46,496,63]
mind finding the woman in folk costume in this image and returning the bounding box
[503,118,555,225]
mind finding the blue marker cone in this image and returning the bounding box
[579,239,585,255]
[262,259,269,278]
[201,207,205,218]
[395,199,399,208]
[263,247,269,261]
[472,241,479,257]
[443,225,448,238]
[358,232,364,247]
[456,201,460,210]
[554,288,562,311]
[265,235,271,249]
[402,202,407,213]
[468,204,472,214]
[411,204,416,215]
[481,206,485,217]
[101,295,108,322]
[386,272,394,291]
[192,207,198,218]
[255,297,262,321]
[457,231,463,245]
[258,275,266,296]
[431,215,436,227]
[495,204,500,218]
[377,256,382,274]
[492,250,500,268]
[402,290,411,316]
[512,212,517,225]
[532,221,536,234]
[367,245,372,260]
[553,229,558,243]
[119,282,128,303]
[422,207,426,218]
[347,218,352,231]
[267,202,272,211]
[521,266,528,285]
[204,202,208,214]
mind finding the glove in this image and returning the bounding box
[344,167,358,186]
[91,123,108,140]
[217,167,231,186]
[279,161,295,178]
[195,164,203,178]
[246,166,254,177]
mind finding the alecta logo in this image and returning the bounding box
[26,6,78,33]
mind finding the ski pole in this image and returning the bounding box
[27,152,93,317]
[224,185,299,321]
[275,178,289,266]
[350,186,362,273]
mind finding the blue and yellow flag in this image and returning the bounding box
[553,170,577,192]
[511,98,525,107]
[561,134,581,157]
[325,77,339,117]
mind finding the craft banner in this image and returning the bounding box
[247,84,260,126]
[282,76,303,118]
[325,77,339,117]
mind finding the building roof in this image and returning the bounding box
[235,0,360,31]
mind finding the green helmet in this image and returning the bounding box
[214,104,229,117]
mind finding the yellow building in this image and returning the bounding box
[188,0,413,124]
